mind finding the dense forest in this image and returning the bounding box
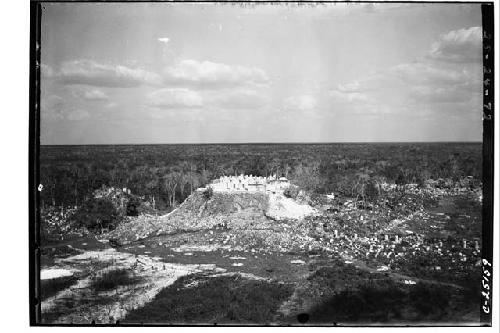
[39,143,482,212]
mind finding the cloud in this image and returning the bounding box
[337,81,362,93]
[66,109,90,121]
[284,95,317,111]
[333,26,483,113]
[41,95,65,120]
[40,63,54,78]
[147,88,203,109]
[409,86,480,104]
[163,59,269,89]
[41,95,90,121]
[82,89,109,100]
[147,87,268,112]
[428,26,482,63]
[335,62,480,113]
[212,89,268,110]
[46,58,270,92]
[55,59,161,87]
[71,87,109,101]
[330,27,483,118]
[330,90,369,103]
[158,37,170,44]
[390,62,471,85]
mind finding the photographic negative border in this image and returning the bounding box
[29,0,42,326]
[29,0,495,327]
[481,1,494,326]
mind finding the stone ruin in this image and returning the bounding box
[208,174,290,194]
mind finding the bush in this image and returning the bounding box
[307,279,456,323]
[408,283,450,317]
[41,275,79,301]
[203,187,214,200]
[92,186,131,215]
[292,163,323,193]
[364,180,381,202]
[70,197,122,233]
[283,185,299,199]
[126,197,141,216]
[91,269,140,292]
[123,273,293,324]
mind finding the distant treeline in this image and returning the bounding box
[39,143,482,211]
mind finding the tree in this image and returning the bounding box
[267,158,281,178]
[365,178,381,202]
[70,197,121,233]
[352,170,371,203]
[187,161,197,194]
[199,169,212,188]
[203,186,214,200]
[283,185,299,199]
[189,172,201,195]
[126,197,141,216]
[145,175,159,209]
[164,172,179,207]
[247,156,266,176]
[177,172,189,202]
[292,162,322,193]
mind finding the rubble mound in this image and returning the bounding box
[266,193,318,221]
[106,190,274,245]
[178,190,269,218]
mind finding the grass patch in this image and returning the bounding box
[91,269,141,292]
[453,195,481,211]
[287,259,479,324]
[40,276,79,301]
[123,273,294,324]
[305,280,475,324]
[41,293,117,324]
[40,245,82,258]
[41,297,80,324]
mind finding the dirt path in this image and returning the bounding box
[41,248,224,324]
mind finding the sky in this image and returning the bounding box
[40,2,484,144]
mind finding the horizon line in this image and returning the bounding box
[40,140,483,146]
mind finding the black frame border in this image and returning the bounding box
[480,1,494,326]
[29,0,42,326]
[29,0,495,327]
